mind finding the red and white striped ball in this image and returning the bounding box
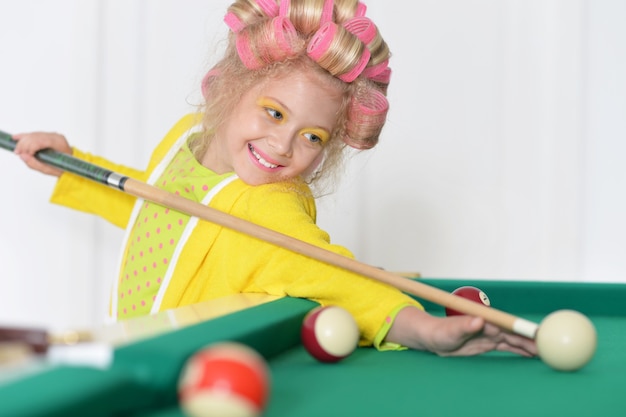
[445,286,491,317]
[178,342,270,417]
[301,306,360,363]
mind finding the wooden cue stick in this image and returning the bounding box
[0,326,93,354]
[0,131,539,339]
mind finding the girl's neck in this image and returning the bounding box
[200,137,231,175]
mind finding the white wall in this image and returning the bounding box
[0,0,624,330]
[0,0,103,329]
[322,0,588,281]
[582,0,626,282]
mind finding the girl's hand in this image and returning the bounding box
[12,132,72,177]
[385,306,538,357]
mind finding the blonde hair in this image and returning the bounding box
[191,0,391,188]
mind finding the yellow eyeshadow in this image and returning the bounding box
[256,97,330,143]
[257,98,286,118]
[301,128,330,143]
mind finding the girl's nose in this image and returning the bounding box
[267,131,294,157]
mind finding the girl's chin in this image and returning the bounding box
[236,160,296,185]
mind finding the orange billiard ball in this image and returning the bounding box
[301,306,360,363]
[445,286,491,316]
[178,342,270,417]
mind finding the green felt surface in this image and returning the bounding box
[2,279,625,417]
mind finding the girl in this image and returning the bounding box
[12,0,536,357]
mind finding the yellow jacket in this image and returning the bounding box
[50,114,422,346]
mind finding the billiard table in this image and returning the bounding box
[1,278,624,417]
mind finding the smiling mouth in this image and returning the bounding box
[249,144,280,169]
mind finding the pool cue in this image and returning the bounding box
[0,326,93,354]
[0,131,539,339]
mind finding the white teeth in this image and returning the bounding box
[249,145,278,168]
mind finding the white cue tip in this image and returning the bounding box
[512,318,539,339]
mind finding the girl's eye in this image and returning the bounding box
[266,108,283,121]
[303,132,322,144]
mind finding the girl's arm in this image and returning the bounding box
[12,115,202,228]
[49,148,145,228]
[13,131,144,228]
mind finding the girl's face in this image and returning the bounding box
[203,68,343,185]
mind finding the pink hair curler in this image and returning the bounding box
[224,11,245,32]
[279,0,291,17]
[235,17,299,70]
[344,88,389,149]
[320,0,334,24]
[255,0,279,17]
[235,31,263,69]
[308,22,371,82]
[355,2,367,17]
[343,17,376,45]
[338,47,370,82]
[271,17,298,59]
[354,89,389,116]
[307,22,338,61]
[362,58,388,78]
[368,66,391,84]
[201,68,221,99]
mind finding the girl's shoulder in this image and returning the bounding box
[213,178,319,226]
[148,114,203,172]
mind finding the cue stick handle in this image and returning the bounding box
[0,130,539,339]
[0,130,125,188]
[0,326,93,354]
[0,327,48,354]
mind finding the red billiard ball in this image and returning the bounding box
[301,305,360,363]
[178,342,270,417]
[445,286,491,316]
